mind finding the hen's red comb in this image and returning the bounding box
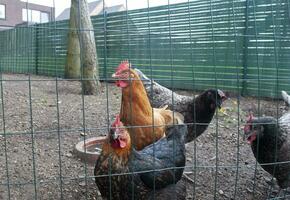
[112,114,122,127]
[246,112,254,123]
[116,60,130,73]
[244,113,254,133]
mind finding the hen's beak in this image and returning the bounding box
[243,122,254,142]
[217,100,222,109]
[217,98,224,109]
[217,90,227,109]
[244,131,257,144]
[243,129,250,141]
[112,130,118,140]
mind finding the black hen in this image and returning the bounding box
[145,180,187,199]
[134,68,227,143]
[244,112,290,189]
[94,115,187,200]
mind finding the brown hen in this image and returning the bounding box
[112,60,183,150]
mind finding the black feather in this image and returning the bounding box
[94,124,188,199]
[134,68,225,143]
[246,113,290,188]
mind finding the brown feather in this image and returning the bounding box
[120,69,182,150]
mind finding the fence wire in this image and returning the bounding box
[0,0,290,199]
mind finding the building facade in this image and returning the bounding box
[56,0,124,21]
[0,0,54,30]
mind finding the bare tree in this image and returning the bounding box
[65,0,81,79]
[77,0,100,95]
[66,0,100,95]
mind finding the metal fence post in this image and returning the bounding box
[103,11,107,80]
[35,25,39,75]
[241,0,250,96]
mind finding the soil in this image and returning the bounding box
[0,73,289,200]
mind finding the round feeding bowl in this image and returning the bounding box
[74,136,107,165]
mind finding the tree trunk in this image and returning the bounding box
[65,0,81,79]
[77,0,100,95]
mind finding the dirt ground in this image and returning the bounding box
[0,73,289,200]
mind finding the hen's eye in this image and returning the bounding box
[246,125,252,131]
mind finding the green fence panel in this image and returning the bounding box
[0,0,289,98]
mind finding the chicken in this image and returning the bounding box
[112,61,183,150]
[94,115,187,200]
[134,68,227,143]
[146,180,187,200]
[244,112,290,189]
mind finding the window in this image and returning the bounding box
[22,9,50,23]
[22,8,32,22]
[0,4,5,20]
[22,8,27,21]
[31,10,40,22]
[40,12,49,23]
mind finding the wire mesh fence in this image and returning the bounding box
[0,0,290,199]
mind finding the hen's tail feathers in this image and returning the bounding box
[133,68,151,82]
[281,91,290,106]
[172,112,184,125]
[134,68,165,89]
[160,105,168,110]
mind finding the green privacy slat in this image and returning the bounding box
[0,0,289,98]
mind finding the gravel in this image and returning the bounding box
[0,73,288,199]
